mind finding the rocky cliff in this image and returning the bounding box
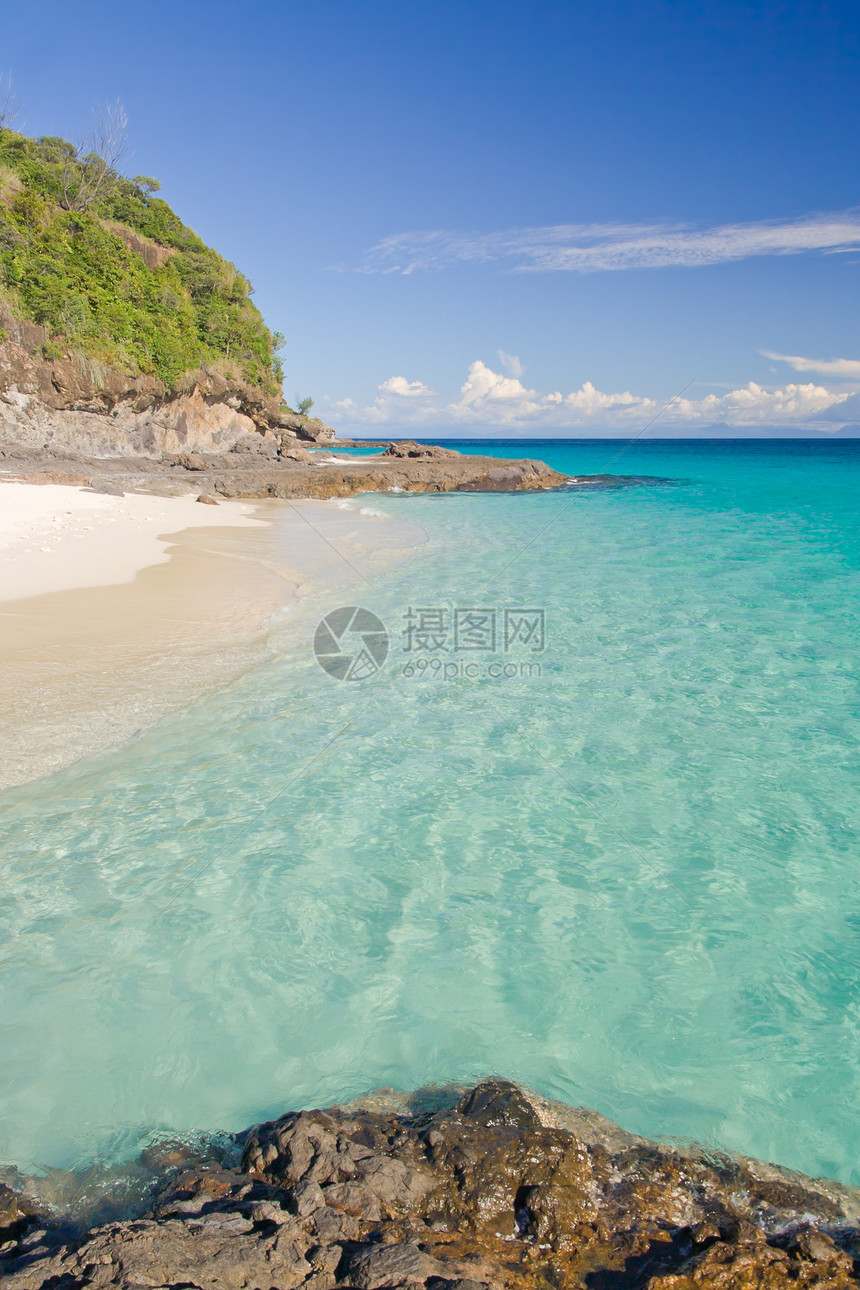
[0,127,332,460]
[0,305,335,459]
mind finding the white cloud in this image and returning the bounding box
[333,375,437,424]
[447,362,649,425]
[357,212,860,275]
[497,350,525,377]
[667,381,848,425]
[327,361,852,431]
[378,375,434,397]
[761,351,860,378]
[452,361,543,417]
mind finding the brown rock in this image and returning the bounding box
[384,439,461,459]
[279,443,314,463]
[171,451,206,470]
[230,432,280,459]
[457,1078,541,1128]
[104,222,173,270]
[277,412,336,443]
[2,1081,860,1290]
[341,1239,450,1287]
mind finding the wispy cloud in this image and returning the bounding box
[357,213,860,275]
[328,361,852,430]
[762,350,860,378]
[497,350,524,378]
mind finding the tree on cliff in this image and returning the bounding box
[0,74,19,133]
[59,100,129,212]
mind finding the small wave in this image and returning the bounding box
[261,604,293,626]
[564,473,678,490]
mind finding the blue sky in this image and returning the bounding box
[3,0,860,435]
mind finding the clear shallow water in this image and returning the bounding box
[2,438,860,1187]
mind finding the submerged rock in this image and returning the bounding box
[2,1079,858,1288]
[0,1182,42,1245]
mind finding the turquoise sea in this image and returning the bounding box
[2,438,860,1192]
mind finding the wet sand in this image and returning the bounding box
[0,493,426,790]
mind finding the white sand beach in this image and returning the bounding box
[0,479,425,789]
[0,480,267,604]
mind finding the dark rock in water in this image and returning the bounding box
[0,1182,41,1245]
[565,473,676,490]
[0,1183,24,1242]
[456,1077,541,1128]
[2,1080,859,1288]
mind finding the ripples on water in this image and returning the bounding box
[1,438,859,1193]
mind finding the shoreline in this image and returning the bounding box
[0,479,427,790]
[3,1078,859,1289]
[0,440,569,500]
[3,461,856,1279]
[0,480,269,605]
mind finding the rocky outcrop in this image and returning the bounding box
[0,444,568,499]
[103,223,174,271]
[201,453,565,499]
[2,1080,859,1289]
[0,308,336,459]
[383,441,461,460]
[278,413,336,444]
[0,381,259,459]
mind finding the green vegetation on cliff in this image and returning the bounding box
[0,129,284,395]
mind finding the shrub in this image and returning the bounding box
[11,188,46,227]
[0,128,284,396]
